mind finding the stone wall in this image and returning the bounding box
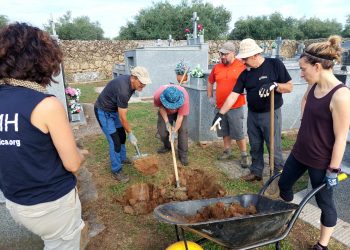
[60,38,348,83]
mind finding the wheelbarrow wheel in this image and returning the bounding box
[166,241,203,250]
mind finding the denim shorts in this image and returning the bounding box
[215,107,245,140]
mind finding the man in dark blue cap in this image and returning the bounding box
[153,85,190,166]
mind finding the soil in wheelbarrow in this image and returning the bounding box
[186,201,258,223]
[118,167,227,215]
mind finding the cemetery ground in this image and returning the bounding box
[71,82,349,250]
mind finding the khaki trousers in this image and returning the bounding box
[6,188,84,250]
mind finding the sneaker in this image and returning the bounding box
[241,172,262,182]
[122,158,132,164]
[217,150,232,160]
[240,155,250,168]
[157,146,171,154]
[311,242,328,250]
[112,172,129,183]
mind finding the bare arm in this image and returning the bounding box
[118,107,131,133]
[174,115,184,132]
[31,97,83,173]
[219,92,240,114]
[207,82,214,98]
[329,88,350,168]
[159,106,169,123]
[276,80,293,93]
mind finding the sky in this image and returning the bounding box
[1,0,349,38]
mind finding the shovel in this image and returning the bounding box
[132,143,158,175]
[265,90,279,198]
[169,128,187,195]
[269,90,275,178]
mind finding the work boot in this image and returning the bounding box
[179,157,189,166]
[217,150,232,160]
[122,157,132,164]
[241,172,262,182]
[157,146,171,154]
[240,155,250,168]
[112,172,129,183]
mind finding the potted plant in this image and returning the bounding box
[190,64,205,86]
[174,60,190,84]
[65,86,82,122]
[185,28,194,45]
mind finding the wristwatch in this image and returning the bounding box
[327,167,341,173]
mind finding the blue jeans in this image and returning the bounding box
[94,108,126,173]
[247,108,284,177]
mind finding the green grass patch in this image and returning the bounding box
[70,81,108,103]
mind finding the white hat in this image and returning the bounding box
[236,38,263,58]
[131,66,152,85]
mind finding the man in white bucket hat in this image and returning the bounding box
[211,38,293,182]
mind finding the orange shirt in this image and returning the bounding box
[208,59,246,109]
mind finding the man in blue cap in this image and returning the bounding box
[154,85,190,166]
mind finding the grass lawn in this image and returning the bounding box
[77,82,348,250]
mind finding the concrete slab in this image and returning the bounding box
[0,204,43,249]
[293,190,350,248]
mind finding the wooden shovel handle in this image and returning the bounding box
[270,90,275,178]
[170,129,180,188]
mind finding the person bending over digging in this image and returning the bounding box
[94,67,152,183]
[278,36,350,250]
[154,85,190,166]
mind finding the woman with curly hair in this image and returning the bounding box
[0,23,85,249]
[278,36,350,250]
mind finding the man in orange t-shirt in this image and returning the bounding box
[208,42,249,168]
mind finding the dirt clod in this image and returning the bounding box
[133,155,159,175]
[186,202,257,223]
[120,168,227,215]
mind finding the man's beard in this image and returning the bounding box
[221,58,229,65]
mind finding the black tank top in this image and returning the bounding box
[292,83,346,169]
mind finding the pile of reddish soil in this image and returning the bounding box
[133,155,159,175]
[119,168,226,215]
[186,202,257,223]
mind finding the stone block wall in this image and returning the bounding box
[60,38,348,83]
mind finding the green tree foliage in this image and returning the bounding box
[229,13,342,40]
[342,15,350,37]
[44,11,105,40]
[117,0,231,40]
[299,17,342,39]
[0,15,9,28]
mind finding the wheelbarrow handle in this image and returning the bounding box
[279,173,348,243]
[258,171,282,196]
[246,173,348,250]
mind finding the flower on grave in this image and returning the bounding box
[197,24,204,36]
[68,100,82,114]
[185,28,193,39]
[65,87,82,114]
[175,59,190,75]
[65,87,81,101]
[190,64,204,78]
